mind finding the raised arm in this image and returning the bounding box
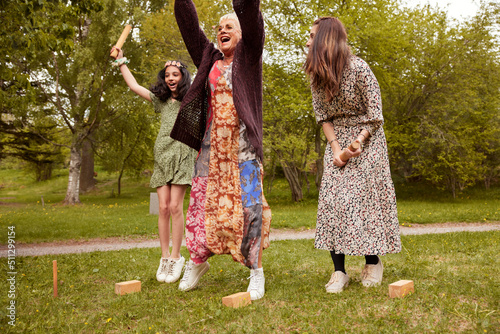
[110,46,151,102]
[233,0,264,61]
[174,0,212,68]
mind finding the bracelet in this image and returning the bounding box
[329,138,338,145]
[112,57,130,67]
[359,133,366,139]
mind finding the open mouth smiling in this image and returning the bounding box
[220,36,230,43]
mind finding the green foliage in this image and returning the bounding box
[263,64,319,201]
[2,0,500,199]
[261,0,500,196]
[94,99,157,194]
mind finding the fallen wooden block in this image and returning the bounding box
[222,292,251,308]
[389,280,414,298]
[115,280,141,295]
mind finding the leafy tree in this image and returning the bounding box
[263,64,318,201]
[95,101,156,195]
[261,0,500,197]
[379,3,500,196]
[2,0,155,203]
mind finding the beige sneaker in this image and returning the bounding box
[361,256,383,287]
[178,260,210,291]
[247,268,265,300]
[156,258,171,282]
[165,256,185,283]
[325,271,349,293]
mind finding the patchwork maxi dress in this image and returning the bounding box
[314,56,401,256]
[185,61,271,269]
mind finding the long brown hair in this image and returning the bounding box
[304,17,351,102]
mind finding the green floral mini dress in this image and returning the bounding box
[149,92,197,188]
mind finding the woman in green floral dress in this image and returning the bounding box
[110,46,196,284]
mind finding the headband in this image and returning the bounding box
[165,61,185,69]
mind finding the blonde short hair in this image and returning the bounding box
[219,13,241,32]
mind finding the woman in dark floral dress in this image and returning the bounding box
[304,17,401,293]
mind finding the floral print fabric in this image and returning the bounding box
[148,94,197,187]
[184,61,271,268]
[314,56,401,256]
[204,73,245,261]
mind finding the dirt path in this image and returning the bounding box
[1,222,498,257]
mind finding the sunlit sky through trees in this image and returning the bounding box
[407,0,483,20]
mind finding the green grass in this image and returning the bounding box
[0,169,163,243]
[0,232,498,333]
[0,168,499,243]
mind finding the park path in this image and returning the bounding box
[1,222,499,258]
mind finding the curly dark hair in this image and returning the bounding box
[150,61,191,102]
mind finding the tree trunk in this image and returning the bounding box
[118,168,124,196]
[79,137,96,192]
[282,162,303,202]
[314,123,324,189]
[63,145,82,204]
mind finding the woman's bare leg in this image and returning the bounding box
[169,184,188,259]
[157,185,172,258]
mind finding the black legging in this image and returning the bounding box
[330,251,378,274]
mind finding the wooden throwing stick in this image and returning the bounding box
[339,140,361,162]
[110,24,132,59]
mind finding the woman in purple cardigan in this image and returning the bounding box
[171,0,271,300]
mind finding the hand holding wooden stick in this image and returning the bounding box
[110,25,132,59]
[339,141,361,162]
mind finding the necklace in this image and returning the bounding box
[221,57,233,68]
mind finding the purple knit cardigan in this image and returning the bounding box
[170,0,265,161]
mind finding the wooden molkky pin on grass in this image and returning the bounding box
[222,292,252,308]
[115,280,142,295]
[389,280,415,298]
[53,260,57,297]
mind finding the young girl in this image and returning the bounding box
[110,46,196,284]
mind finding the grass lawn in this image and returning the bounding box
[0,168,499,244]
[0,232,498,333]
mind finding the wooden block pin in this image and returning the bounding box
[389,280,414,298]
[222,292,252,308]
[53,260,58,297]
[339,141,361,162]
[115,280,141,295]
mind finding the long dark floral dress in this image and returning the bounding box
[313,55,401,256]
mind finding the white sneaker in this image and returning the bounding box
[156,258,171,282]
[178,260,210,291]
[325,271,349,293]
[247,268,265,300]
[361,256,383,287]
[165,256,185,283]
